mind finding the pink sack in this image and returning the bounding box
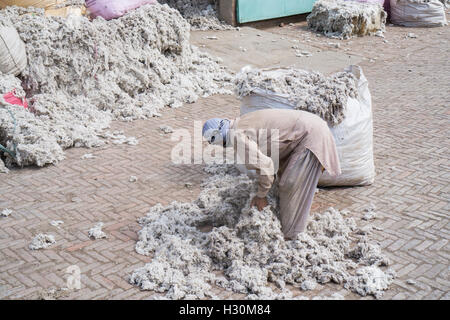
[85,0,157,20]
[3,90,28,109]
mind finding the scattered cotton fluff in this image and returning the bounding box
[38,287,70,300]
[234,67,358,126]
[100,131,139,146]
[88,222,107,239]
[159,0,233,30]
[312,292,345,300]
[1,208,12,217]
[362,203,377,221]
[159,125,174,134]
[29,234,56,250]
[130,164,395,300]
[81,153,95,159]
[307,0,387,39]
[0,4,232,168]
[50,220,64,227]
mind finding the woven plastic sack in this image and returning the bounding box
[0,26,27,76]
[239,65,375,187]
[390,0,447,27]
[3,90,28,109]
[85,0,157,20]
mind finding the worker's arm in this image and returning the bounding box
[234,131,275,199]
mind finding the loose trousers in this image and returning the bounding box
[278,148,323,239]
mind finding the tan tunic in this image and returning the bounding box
[228,109,341,197]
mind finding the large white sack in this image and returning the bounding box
[239,65,375,187]
[0,26,27,76]
[390,0,447,27]
[319,66,375,187]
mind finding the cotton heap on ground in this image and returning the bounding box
[307,0,387,39]
[130,164,395,300]
[234,67,359,127]
[0,4,232,169]
[160,0,233,30]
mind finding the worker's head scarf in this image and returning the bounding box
[202,118,230,146]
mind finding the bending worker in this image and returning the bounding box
[202,109,341,240]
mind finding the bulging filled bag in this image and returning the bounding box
[239,65,375,187]
[85,0,157,20]
[390,0,448,27]
[318,66,375,187]
[0,26,27,76]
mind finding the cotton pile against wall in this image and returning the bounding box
[0,4,232,169]
[307,0,387,39]
[159,0,233,30]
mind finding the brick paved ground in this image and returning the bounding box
[0,17,448,300]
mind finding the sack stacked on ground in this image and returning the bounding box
[238,65,375,187]
[0,26,27,75]
[85,0,157,20]
[390,0,448,27]
[319,66,375,187]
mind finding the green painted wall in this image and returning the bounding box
[237,0,317,23]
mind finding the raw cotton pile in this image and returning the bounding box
[159,0,233,30]
[234,67,359,126]
[130,164,395,300]
[307,0,387,39]
[0,4,232,168]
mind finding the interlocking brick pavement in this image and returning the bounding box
[0,18,449,300]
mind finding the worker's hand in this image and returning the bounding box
[250,196,269,211]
